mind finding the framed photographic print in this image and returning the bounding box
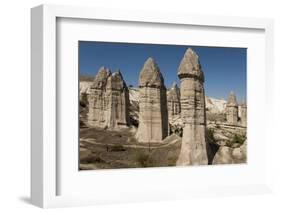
[31,4,274,208]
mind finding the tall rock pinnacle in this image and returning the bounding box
[87,67,130,128]
[136,57,169,143]
[176,48,208,165]
[88,67,111,126]
[139,57,165,88]
[167,82,181,119]
[177,48,204,81]
[104,70,130,128]
[91,66,111,89]
[240,100,247,127]
[226,91,238,125]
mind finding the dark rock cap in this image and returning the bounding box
[177,48,204,81]
[139,57,165,88]
[227,91,238,106]
[92,66,111,89]
[106,70,128,90]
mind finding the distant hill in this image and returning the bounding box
[205,96,227,114]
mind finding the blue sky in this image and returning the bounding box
[79,41,246,102]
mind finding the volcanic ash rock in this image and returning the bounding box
[104,71,130,128]
[212,141,247,164]
[87,67,130,129]
[176,48,208,165]
[240,101,247,127]
[167,82,181,120]
[226,91,239,125]
[87,67,111,127]
[136,57,169,143]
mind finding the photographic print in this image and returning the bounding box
[79,42,247,170]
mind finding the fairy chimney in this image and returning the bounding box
[87,66,111,127]
[176,48,208,166]
[226,91,238,125]
[167,82,181,119]
[136,57,169,143]
[240,100,247,127]
[104,70,130,128]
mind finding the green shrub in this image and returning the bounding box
[206,128,216,143]
[231,134,246,145]
[134,151,153,167]
[167,155,178,166]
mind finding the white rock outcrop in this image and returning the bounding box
[205,97,227,114]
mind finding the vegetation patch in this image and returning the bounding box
[206,128,216,144]
[231,134,246,145]
[134,150,154,167]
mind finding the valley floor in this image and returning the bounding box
[79,127,182,170]
[79,122,247,170]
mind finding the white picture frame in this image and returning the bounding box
[31,4,274,208]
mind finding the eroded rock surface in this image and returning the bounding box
[104,71,130,128]
[226,91,238,125]
[87,67,130,128]
[212,141,247,164]
[240,101,247,127]
[176,48,208,165]
[87,67,110,126]
[167,82,181,120]
[136,57,169,143]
